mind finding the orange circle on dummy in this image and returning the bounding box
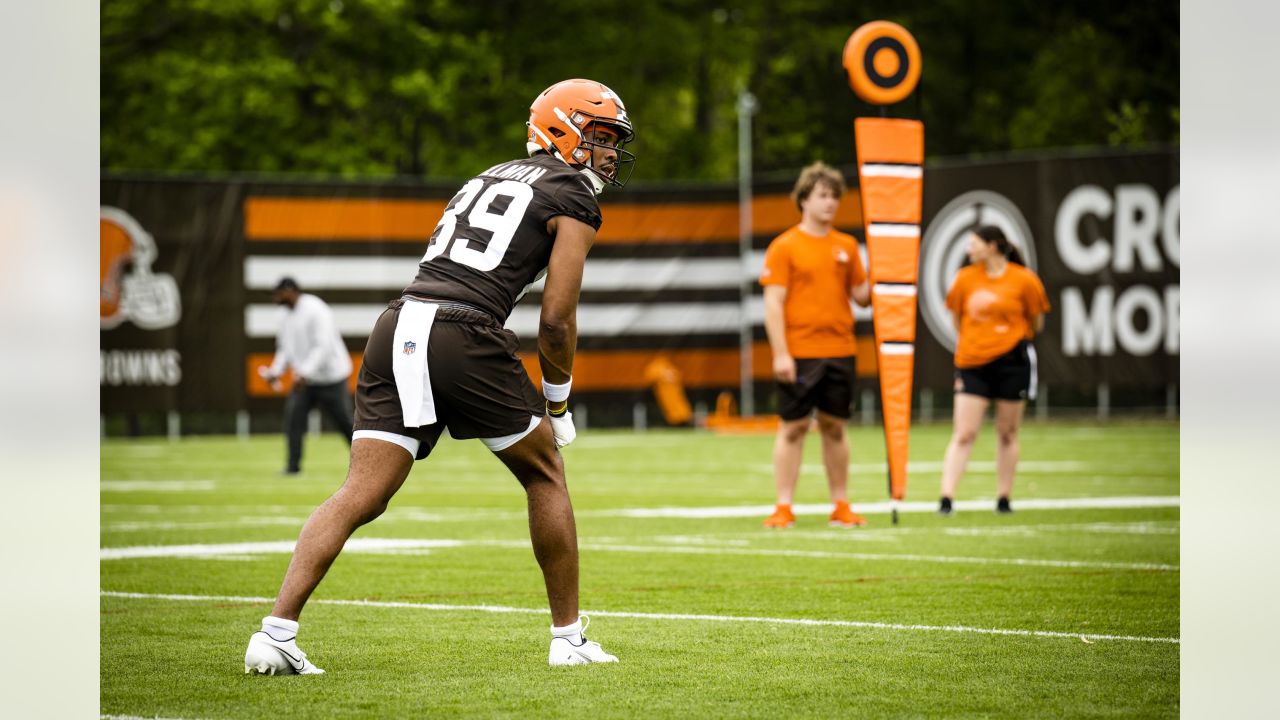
[872,47,900,78]
[843,20,921,105]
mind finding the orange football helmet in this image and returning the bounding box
[527,78,635,189]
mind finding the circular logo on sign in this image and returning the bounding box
[919,190,1036,351]
[842,21,922,105]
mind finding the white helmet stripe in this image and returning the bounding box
[596,86,629,128]
[599,84,625,109]
[553,107,584,139]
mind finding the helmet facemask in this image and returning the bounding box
[526,79,636,191]
[569,117,636,189]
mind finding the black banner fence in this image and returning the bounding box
[101,147,1178,435]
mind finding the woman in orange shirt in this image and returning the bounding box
[938,226,1050,515]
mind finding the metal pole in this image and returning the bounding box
[737,89,757,416]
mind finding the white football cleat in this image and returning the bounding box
[548,616,618,666]
[244,631,325,675]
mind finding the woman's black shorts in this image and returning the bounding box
[955,341,1038,401]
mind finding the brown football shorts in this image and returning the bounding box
[353,298,543,459]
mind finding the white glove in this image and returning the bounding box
[548,410,576,448]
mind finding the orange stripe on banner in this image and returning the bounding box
[246,353,363,397]
[867,234,920,284]
[854,118,924,165]
[524,342,879,388]
[521,343,779,389]
[597,203,738,243]
[244,194,862,244]
[859,176,922,224]
[246,340,880,398]
[245,198,449,241]
[871,293,918,343]
[877,349,914,500]
[749,194,864,239]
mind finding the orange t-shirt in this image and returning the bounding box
[760,226,867,358]
[946,263,1050,368]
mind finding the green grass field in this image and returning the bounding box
[101,420,1179,719]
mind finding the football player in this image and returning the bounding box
[245,78,634,673]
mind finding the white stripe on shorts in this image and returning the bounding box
[353,430,419,458]
[481,415,541,452]
[1027,344,1039,401]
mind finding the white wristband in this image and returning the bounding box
[542,377,572,403]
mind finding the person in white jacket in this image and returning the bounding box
[260,277,353,474]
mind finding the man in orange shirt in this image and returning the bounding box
[759,162,871,528]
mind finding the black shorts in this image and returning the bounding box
[353,298,543,459]
[956,341,1038,401]
[777,356,856,421]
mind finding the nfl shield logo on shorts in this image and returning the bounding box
[402,340,416,355]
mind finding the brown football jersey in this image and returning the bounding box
[404,153,601,322]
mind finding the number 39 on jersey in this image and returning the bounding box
[422,178,533,272]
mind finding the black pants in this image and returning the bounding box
[284,379,354,472]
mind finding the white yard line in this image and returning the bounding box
[752,460,1096,474]
[99,590,1179,645]
[939,521,1180,537]
[102,481,216,493]
[100,538,464,560]
[101,497,1179,523]
[99,536,1175,571]
[569,542,1177,571]
[605,495,1179,519]
[103,518,304,533]
[102,715,210,720]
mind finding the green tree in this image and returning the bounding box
[101,0,1179,181]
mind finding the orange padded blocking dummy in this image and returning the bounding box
[643,355,693,426]
[855,117,924,504]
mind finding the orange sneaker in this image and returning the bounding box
[829,501,866,528]
[763,504,796,529]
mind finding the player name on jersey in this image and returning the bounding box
[480,161,551,186]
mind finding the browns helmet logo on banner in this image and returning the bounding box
[100,206,181,331]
